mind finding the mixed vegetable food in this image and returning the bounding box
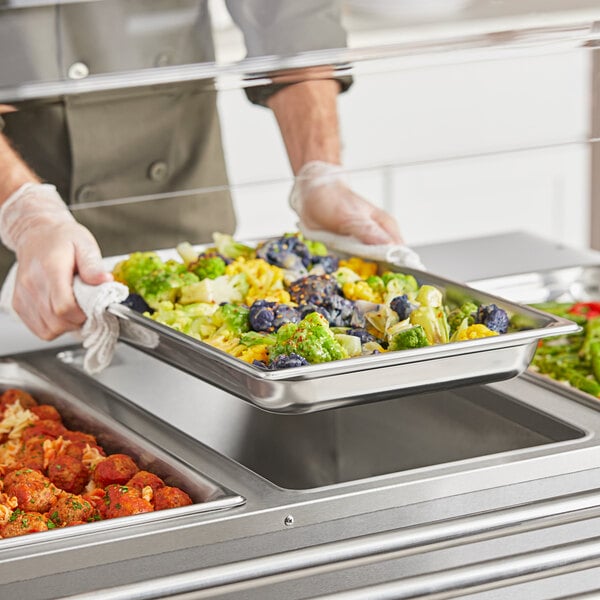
[530,301,600,397]
[114,233,515,370]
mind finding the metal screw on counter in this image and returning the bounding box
[148,161,169,183]
[67,61,89,80]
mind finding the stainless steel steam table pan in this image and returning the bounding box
[470,264,600,408]
[105,247,578,414]
[0,358,244,546]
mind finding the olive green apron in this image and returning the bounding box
[0,0,235,281]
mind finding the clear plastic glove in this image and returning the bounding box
[289,161,403,245]
[0,183,112,340]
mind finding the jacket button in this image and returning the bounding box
[148,161,168,182]
[67,62,90,80]
[76,184,97,203]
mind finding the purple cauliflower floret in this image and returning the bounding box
[474,303,510,333]
[310,254,339,274]
[290,274,356,327]
[121,293,153,314]
[257,236,312,271]
[327,295,356,327]
[289,274,342,306]
[390,294,414,321]
[252,353,310,370]
[347,328,377,344]
[270,353,311,369]
[249,300,300,333]
[299,304,331,322]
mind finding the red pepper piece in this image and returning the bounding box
[568,302,600,318]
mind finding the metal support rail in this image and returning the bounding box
[64,487,600,600]
[307,536,600,599]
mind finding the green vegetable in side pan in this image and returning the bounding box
[530,301,600,397]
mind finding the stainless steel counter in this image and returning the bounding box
[3,231,600,599]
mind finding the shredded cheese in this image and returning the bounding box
[42,436,72,470]
[82,444,105,471]
[0,401,38,440]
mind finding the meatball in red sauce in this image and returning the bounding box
[93,454,139,488]
[153,486,193,511]
[103,484,153,519]
[1,511,48,538]
[47,455,89,495]
[126,471,165,494]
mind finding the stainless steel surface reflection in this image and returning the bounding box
[56,347,584,490]
[159,385,582,490]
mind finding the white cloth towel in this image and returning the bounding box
[298,225,427,271]
[0,264,129,374]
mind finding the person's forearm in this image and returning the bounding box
[0,133,39,205]
[267,79,341,174]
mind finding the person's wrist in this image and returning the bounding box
[290,161,348,215]
[0,183,73,251]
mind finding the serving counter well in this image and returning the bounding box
[4,238,600,599]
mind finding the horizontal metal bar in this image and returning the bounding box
[308,537,600,599]
[63,487,600,600]
[0,23,598,103]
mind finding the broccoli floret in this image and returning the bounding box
[213,232,255,260]
[474,304,509,334]
[381,272,419,296]
[213,304,250,336]
[389,325,430,351]
[270,312,348,364]
[192,255,227,280]
[113,252,165,290]
[303,238,328,257]
[447,301,478,334]
[249,300,300,333]
[136,269,199,310]
[366,275,385,296]
[389,295,414,321]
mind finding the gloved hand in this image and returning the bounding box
[289,161,403,245]
[0,183,113,340]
